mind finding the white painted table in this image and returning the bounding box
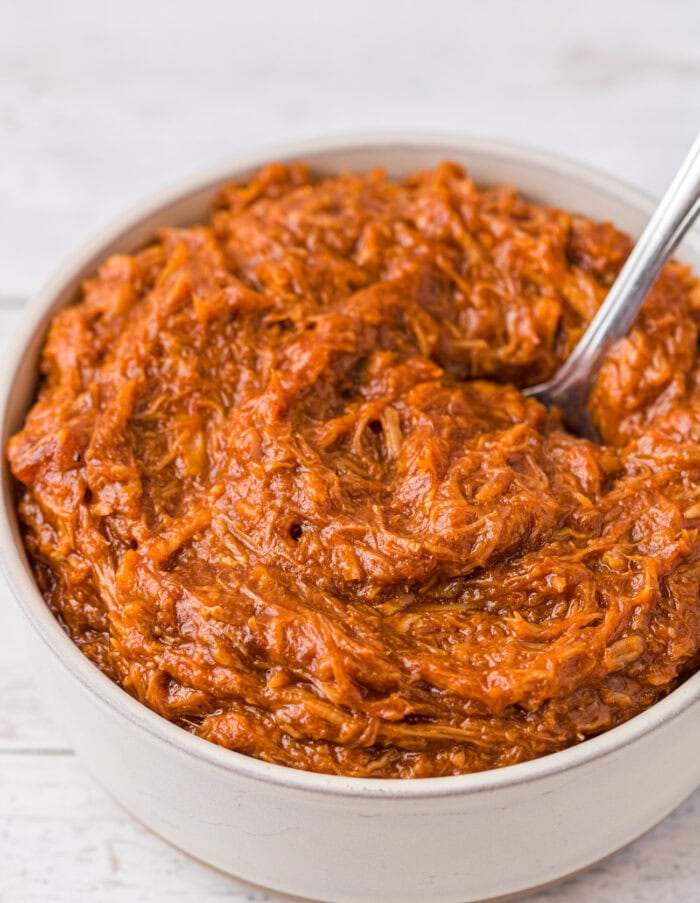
[1,2,698,900]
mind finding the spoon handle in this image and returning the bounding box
[524,132,700,439]
[548,132,700,389]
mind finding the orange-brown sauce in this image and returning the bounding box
[8,163,700,777]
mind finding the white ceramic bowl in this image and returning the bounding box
[2,135,699,903]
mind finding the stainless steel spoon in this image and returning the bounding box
[525,132,700,440]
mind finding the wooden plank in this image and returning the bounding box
[1,0,699,297]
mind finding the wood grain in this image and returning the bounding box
[1,0,699,297]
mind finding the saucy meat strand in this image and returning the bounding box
[8,163,700,778]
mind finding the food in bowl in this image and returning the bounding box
[7,161,700,779]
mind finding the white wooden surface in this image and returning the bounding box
[1,1,699,900]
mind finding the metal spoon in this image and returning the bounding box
[524,132,700,440]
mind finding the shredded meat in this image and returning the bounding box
[7,162,700,778]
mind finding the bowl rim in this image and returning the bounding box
[2,130,699,801]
